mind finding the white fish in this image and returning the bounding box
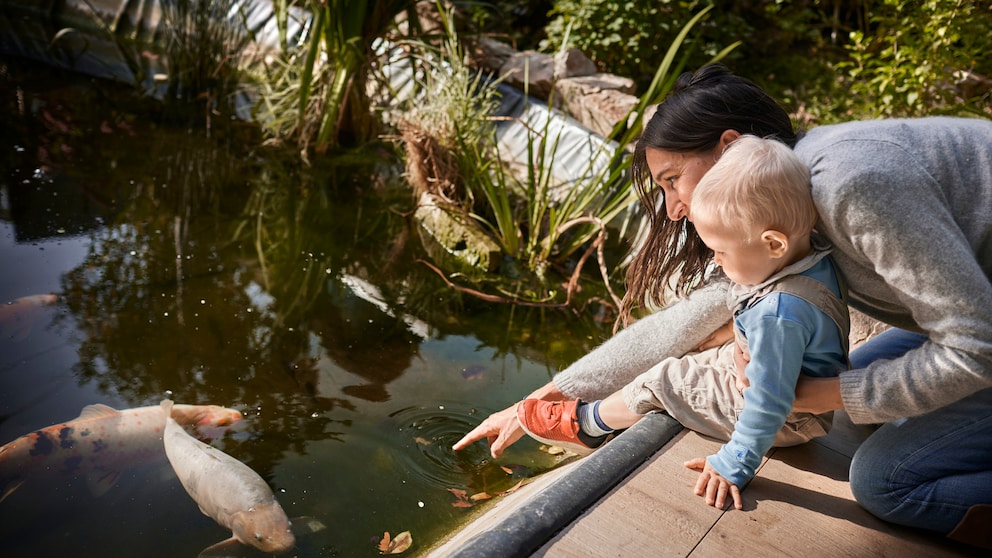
[161,399,296,556]
[0,401,242,503]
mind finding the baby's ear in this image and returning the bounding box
[761,230,789,258]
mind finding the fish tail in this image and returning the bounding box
[160,399,174,418]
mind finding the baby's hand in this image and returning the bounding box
[684,457,743,510]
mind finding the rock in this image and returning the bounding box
[554,48,598,79]
[499,48,601,102]
[499,50,556,100]
[849,308,890,351]
[466,36,517,75]
[555,74,638,136]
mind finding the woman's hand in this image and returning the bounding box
[451,404,524,459]
[693,320,735,352]
[453,381,565,459]
[793,375,844,414]
[684,457,742,510]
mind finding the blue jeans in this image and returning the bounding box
[848,328,992,534]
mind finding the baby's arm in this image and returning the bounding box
[708,310,810,488]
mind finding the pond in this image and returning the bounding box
[0,61,616,556]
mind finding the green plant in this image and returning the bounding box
[542,1,794,92]
[252,1,416,158]
[834,0,992,118]
[407,4,735,308]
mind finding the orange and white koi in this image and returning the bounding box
[0,401,242,503]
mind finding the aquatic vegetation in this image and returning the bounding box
[400,5,736,310]
[250,0,417,157]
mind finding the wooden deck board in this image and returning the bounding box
[534,431,725,557]
[427,411,982,557]
[698,442,972,557]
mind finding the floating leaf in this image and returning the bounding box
[377,530,413,554]
[500,466,513,475]
[378,531,391,553]
[446,488,468,499]
[470,492,491,501]
[414,436,431,446]
[451,500,473,508]
[381,531,413,554]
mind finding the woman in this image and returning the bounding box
[452,64,992,547]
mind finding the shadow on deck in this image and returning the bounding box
[427,411,982,557]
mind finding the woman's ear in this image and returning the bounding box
[717,130,742,153]
[761,230,789,258]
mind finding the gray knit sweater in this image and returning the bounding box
[554,117,992,425]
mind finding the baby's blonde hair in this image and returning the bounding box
[690,135,816,240]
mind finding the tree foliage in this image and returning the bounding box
[539,0,992,122]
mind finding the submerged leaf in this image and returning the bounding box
[446,488,468,500]
[497,480,525,495]
[470,492,491,501]
[381,530,413,554]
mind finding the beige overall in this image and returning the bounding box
[621,274,850,447]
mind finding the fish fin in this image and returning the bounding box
[290,515,327,535]
[0,479,26,504]
[197,536,247,558]
[86,469,121,497]
[77,403,119,420]
[160,399,174,418]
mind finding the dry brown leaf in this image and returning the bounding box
[382,530,413,554]
[446,488,468,499]
[451,500,473,508]
[497,479,525,495]
[469,492,491,501]
[414,436,431,446]
[378,531,391,553]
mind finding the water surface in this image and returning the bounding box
[0,61,613,556]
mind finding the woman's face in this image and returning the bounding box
[644,147,719,221]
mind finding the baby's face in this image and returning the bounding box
[693,219,781,287]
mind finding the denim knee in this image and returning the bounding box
[849,390,992,534]
[849,431,904,524]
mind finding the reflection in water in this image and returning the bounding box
[0,61,613,555]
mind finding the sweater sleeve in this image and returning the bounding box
[553,279,732,401]
[801,128,992,423]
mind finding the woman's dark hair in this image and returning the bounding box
[619,63,800,327]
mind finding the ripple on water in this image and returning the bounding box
[387,403,538,495]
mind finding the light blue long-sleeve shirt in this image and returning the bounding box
[707,254,847,487]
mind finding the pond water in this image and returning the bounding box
[0,62,615,556]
